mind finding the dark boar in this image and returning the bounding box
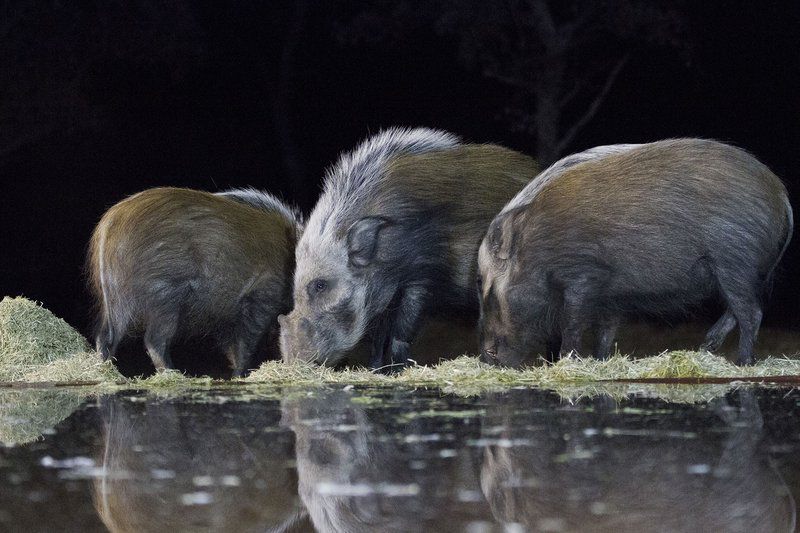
[478,139,793,367]
[88,187,301,376]
[279,127,538,370]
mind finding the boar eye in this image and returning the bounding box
[307,278,328,297]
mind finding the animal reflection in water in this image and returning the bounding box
[92,393,307,533]
[281,391,489,533]
[480,389,796,533]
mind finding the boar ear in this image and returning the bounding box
[347,216,390,267]
[489,212,518,261]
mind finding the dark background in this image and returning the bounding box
[3,0,800,341]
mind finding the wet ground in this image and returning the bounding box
[1,383,799,532]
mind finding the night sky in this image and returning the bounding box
[3,0,800,340]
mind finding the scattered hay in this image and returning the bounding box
[0,389,86,446]
[244,360,384,386]
[10,353,123,384]
[532,350,800,383]
[398,357,524,386]
[0,296,124,383]
[635,350,738,378]
[131,369,213,388]
[2,295,799,403]
[244,352,800,400]
[747,355,800,376]
[546,382,739,405]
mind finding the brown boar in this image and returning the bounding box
[279,127,538,370]
[88,187,301,376]
[478,139,793,367]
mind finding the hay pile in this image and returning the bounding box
[0,297,122,383]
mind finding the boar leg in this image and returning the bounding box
[734,303,762,365]
[593,315,620,360]
[701,309,737,352]
[226,335,261,378]
[143,313,178,371]
[369,310,392,370]
[717,273,762,365]
[369,284,427,372]
[559,278,604,358]
[543,334,562,362]
[226,298,276,378]
[95,316,125,362]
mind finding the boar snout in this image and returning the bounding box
[480,335,509,366]
[279,313,321,364]
[480,343,500,365]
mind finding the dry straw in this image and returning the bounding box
[247,351,800,387]
[0,297,123,383]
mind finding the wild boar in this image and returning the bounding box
[88,187,301,376]
[279,127,538,370]
[478,139,793,367]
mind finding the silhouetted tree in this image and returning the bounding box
[272,0,309,198]
[335,0,688,165]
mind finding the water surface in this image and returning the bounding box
[1,384,798,532]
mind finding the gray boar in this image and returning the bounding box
[88,187,301,376]
[478,139,793,367]
[279,127,538,370]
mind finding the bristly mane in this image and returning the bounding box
[217,187,303,225]
[502,144,642,214]
[309,127,462,236]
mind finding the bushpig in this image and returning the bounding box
[478,139,793,367]
[279,127,538,370]
[88,187,302,376]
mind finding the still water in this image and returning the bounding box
[1,384,798,532]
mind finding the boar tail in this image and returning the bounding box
[781,196,795,262]
[764,196,794,301]
[88,218,129,358]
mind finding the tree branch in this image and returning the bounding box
[483,67,537,91]
[559,8,595,44]
[272,0,309,193]
[558,78,586,108]
[529,0,559,51]
[555,54,629,155]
